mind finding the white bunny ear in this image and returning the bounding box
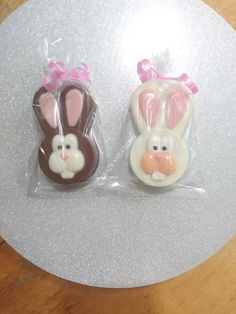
[165,84,193,136]
[39,93,58,128]
[139,89,159,127]
[131,79,193,135]
[130,79,161,133]
[65,89,83,127]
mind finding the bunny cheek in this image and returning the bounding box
[49,152,66,174]
[141,152,177,176]
[154,153,177,175]
[141,152,159,174]
[65,150,85,173]
[48,149,85,179]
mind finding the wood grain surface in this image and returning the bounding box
[0,1,236,313]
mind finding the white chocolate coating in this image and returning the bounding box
[49,133,85,179]
[129,79,192,187]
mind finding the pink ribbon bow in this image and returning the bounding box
[43,60,90,92]
[137,59,198,94]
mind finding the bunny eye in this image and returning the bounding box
[52,134,64,152]
[64,133,79,150]
[161,137,173,152]
[147,134,161,152]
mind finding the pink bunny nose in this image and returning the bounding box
[153,152,177,175]
[60,153,69,161]
[154,152,168,162]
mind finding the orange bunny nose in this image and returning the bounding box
[141,152,177,175]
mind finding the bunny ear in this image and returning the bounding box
[65,89,83,127]
[39,93,58,128]
[139,90,159,128]
[166,90,189,129]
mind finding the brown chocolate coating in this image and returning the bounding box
[33,84,99,185]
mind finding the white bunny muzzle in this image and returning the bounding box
[49,133,85,179]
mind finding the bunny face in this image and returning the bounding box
[129,78,193,187]
[49,134,85,179]
[33,85,99,185]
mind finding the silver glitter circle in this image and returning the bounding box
[0,0,236,288]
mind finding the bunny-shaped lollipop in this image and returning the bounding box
[33,84,99,185]
[129,60,197,187]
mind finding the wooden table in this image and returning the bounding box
[0,1,235,313]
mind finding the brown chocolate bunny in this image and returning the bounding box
[33,84,99,185]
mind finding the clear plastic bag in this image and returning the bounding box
[27,40,106,196]
[27,40,204,198]
[105,59,204,197]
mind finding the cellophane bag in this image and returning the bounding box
[26,39,107,197]
[105,59,204,198]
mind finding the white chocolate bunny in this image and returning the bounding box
[129,78,194,187]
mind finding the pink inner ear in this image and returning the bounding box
[139,90,159,128]
[39,93,58,128]
[166,90,188,129]
[65,89,83,127]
